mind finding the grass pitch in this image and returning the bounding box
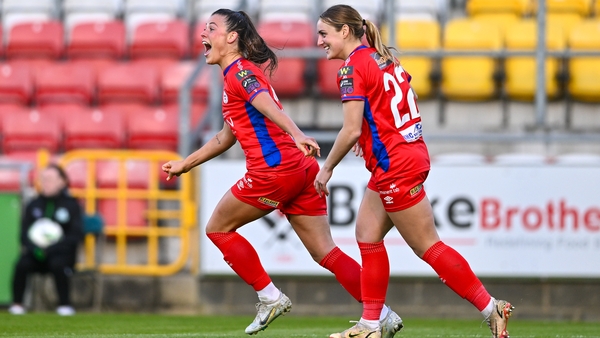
[1,313,599,337]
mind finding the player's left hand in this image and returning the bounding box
[314,168,332,197]
[294,134,321,158]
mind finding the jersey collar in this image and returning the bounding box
[223,57,243,76]
[348,45,368,58]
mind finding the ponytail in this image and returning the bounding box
[320,5,398,66]
[212,9,278,76]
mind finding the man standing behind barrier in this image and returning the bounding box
[9,164,83,316]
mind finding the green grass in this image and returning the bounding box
[0,313,599,337]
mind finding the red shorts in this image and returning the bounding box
[367,170,429,212]
[231,160,327,216]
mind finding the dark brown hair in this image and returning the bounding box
[45,163,69,187]
[212,9,278,76]
[319,5,399,66]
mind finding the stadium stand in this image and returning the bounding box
[2,0,59,18]
[395,0,446,21]
[193,0,242,21]
[66,21,126,59]
[542,0,593,16]
[441,18,501,101]
[0,62,33,105]
[471,13,520,40]
[126,106,179,151]
[324,0,382,22]
[504,19,565,101]
[62,0,123,17]
[160,61,211,104]
[258,0,313,22]
[568,19,600,102]
[5,21,64,59]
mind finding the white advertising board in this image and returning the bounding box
[199,161,600,277]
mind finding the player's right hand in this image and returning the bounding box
[162,160,186,181]
[352,142,363,157]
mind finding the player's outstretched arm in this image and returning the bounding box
[162,123,237,181]
[251,92,320,158]
[314,100,364,197]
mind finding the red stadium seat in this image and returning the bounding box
[37,103,89,129]
[0,62,33,105]
[63,159,88,189]
[162,103,208,130]
[130,20,190,59]
[98,199,148,229]
[257,21,313,97]
[126,106,178,151]
[67,21,126,59]
[97,62,158,104]
[5,21,63,59]
[160,62,212,104]
[63,108,124,150]
[317,59,344,98]
[2,109,61,154]
[35,62,94,105]
[69,58,117,84]
[96,159,150,189]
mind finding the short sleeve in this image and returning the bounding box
[337,63,366,102]
[230,69,270,103]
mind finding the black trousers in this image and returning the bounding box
[12,252,74,306]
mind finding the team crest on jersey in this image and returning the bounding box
[222,91,228,103]
[241,75,260,94]
[339,78,354,95]
[370,52,393,70]
[338,66,353,77]
[235,69,254,80]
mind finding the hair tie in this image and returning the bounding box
[362,19,366,26]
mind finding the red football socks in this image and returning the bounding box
[207,232,271,291]
[319,246,362,302]
[358,241,389,320]
[422,241,491,311]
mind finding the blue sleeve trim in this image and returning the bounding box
[249,88,269,102]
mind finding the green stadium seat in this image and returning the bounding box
[568,20,600,102]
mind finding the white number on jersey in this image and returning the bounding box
[383,65,420,129]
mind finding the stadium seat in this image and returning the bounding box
[67,21,126,59]
[384,20,441,99]
[568,20,600,102]
[316,59,344,98]
[36,103,87,130]
[0,62,33,105]
[162,103,208,130]
[441,18,501,101]
[126,106,178,151]
[35,62,94,105]
[63,0,123,17]
[324,0,381,22]
[160,62,212,104]
[129,20,190,59]
[505,19,565,101]
[1,109,61,154]
[96,160,150,189]
[98,199,148,229]
[124,0,185,17]
[257,21,312,97]
[0,151,37,191]
[258,0,313,22]
[5,21,63,59]
[466,0,531,16]
[547,13,583,38]
[63,159,88,189]
[596,0,600,16]
[472,13,520,41]
[194,0,242,20]
[63,108,125,150]
[2,0,59,18]
[535,0,592,16]
[394,0,445,21]
[97,62,158,104]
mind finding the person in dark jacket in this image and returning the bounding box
[8,164,84,316]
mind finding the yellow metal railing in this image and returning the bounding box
[58,149,198,276]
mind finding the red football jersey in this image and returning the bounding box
[337,45,430,176]
[222,58,311,173]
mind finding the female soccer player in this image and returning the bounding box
[162,9,402,337]
[313,5,514,338]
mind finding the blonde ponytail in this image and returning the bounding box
[364,19,399,66]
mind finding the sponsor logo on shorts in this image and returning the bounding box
[410,184,423,196]
[384,196,394,204]
[380,183,400,195]
[258,197,280,208]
